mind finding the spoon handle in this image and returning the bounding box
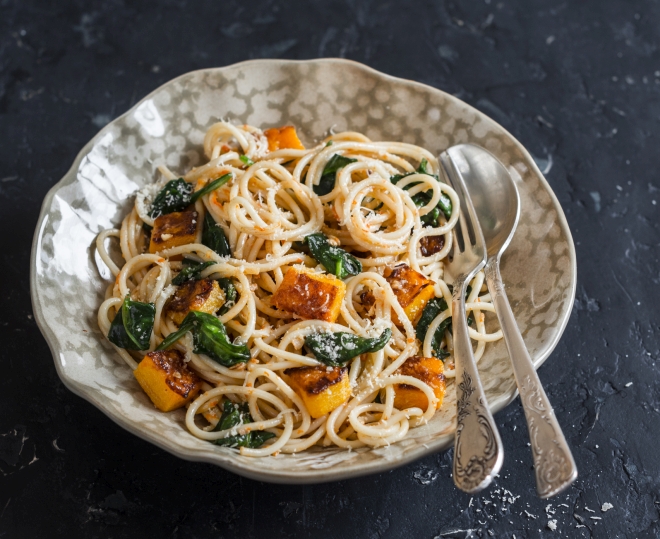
[485,258,577,498]
[452,274,504,494]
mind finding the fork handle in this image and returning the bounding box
[484,258,577,498]
[452,275,504,494]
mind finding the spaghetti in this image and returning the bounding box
[96,121,502,456]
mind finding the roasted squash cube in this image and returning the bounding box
[264,125,305,152]
[134,349,202,412]
[271,267,345,322]
[149,210,201,253]
[165,278,225,325]
[385,264,436,324]
[393,356,446,411]
[285,366,350,418]
[419,235,445,256]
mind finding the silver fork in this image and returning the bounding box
[440,147,504,494]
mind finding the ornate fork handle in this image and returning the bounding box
[452,275,504,493]
[485,258,577,498]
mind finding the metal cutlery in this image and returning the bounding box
[454,143,577,498]
[440,146,504,494]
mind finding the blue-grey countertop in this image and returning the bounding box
[1,1,658,537]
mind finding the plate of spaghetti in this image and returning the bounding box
[31,59,576,483]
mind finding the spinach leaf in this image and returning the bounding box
[172,260,215,285]
[304,233,362,279]
[415,285,474,359]
[390,159,452,226]
[190,173,232,204]
[239,155,254,166]
[157,311,251,367]
[217,278,237,315]
[305,328,391,367]
[107,295,155,351]
[212,401,276,448]
[416,298,451,359]
[149,179,194,218]
[314,154,357,196]
[202,212,231,257]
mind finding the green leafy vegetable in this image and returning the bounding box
[390,159,452,226]
[314,154,358,196]
[212,401,275,448]
[107,295,155,351]
[416,298,451,359]
[202,212,231,257]
[239,155,255,166]
[172,260,215,285]
[304,233,362,279]
[190,173,232,204]
[217,277,237,315]
[415,285,474,359]
[325,140,334,147]
[149,179,194,218]
[156,311,250,367]
[305,328,392,367]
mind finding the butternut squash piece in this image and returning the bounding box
[149,210,201,253]
[271,267,345,322]
[285,366,350,418]
[134,349,202,412]
[165,278,225,325]
[385,264,436,325]
[264,125,305,152]
[393,356,445,411]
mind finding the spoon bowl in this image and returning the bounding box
[451,144,521,259]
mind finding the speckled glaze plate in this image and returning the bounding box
[30,59,576,484]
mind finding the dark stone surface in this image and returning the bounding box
[1,0,658,537]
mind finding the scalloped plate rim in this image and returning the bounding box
[30,58,576,484]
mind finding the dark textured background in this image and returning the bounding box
[1,0,659,537]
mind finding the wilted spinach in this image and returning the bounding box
[172,260,215,285]
[107,295,156,351]
[212,401,275,449]
[189,173,232,203]
[305,328,392,367]
[239,155,255,166]
[202,212,232,257]
[150,174,231,218]
[390,159,452,227]
[415,297,451,359]
[416,285,474,359]
[304,233,362,279]
[156,311,250,367]
[149,179,194,218]
[313,154,357,196]
[217,278,237,315]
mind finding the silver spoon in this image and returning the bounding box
[454,143,577,498]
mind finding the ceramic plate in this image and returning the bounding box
[30,59,576,484]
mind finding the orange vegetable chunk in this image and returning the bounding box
[271,267,345,322]
[385,264,436,325]
[285,366,350,418]
[134,349,202,412]
[264,125,305,152]
[393,356,446,411]
[149,210,201,253]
